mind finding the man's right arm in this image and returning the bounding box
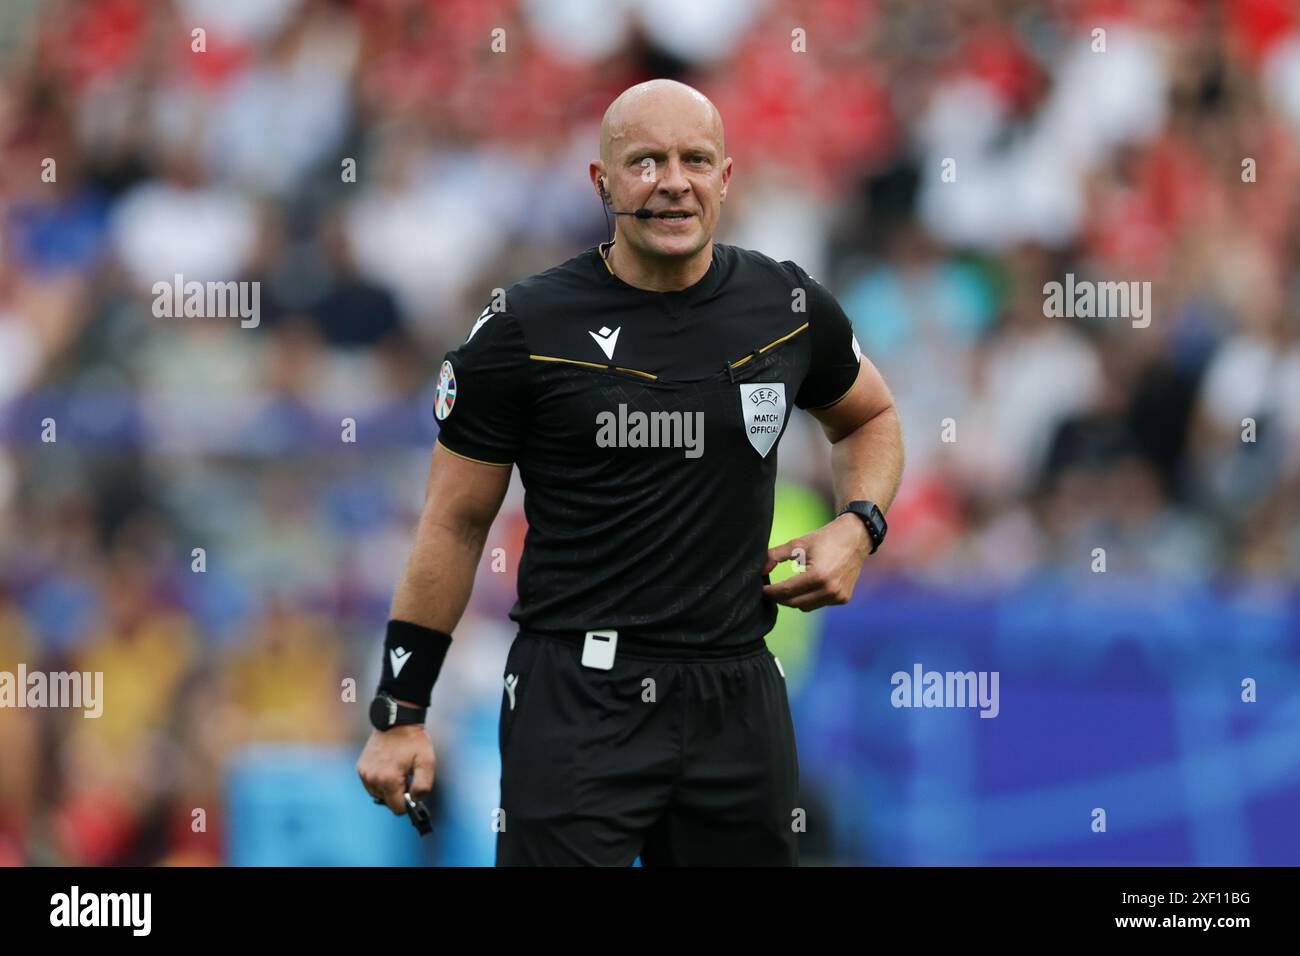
[357,442,512,814]
[391,441,512,632]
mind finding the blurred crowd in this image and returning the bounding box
[0,0,1298,865]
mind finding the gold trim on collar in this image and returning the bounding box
[529,353,659,380]
[529,354,606,370]
[615,366,658,380]
[728,322,810,369]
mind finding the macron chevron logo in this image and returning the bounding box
[390,647,412,677]
[504,673,519,710]
[466,306,492,343]
[589,326,620,360]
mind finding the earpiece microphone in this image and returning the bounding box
[600,179,654,219]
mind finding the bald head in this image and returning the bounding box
[599,79,725,167]
[591,78,732,276]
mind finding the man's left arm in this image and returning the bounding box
[763,355,904,611]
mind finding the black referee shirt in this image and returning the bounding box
[433,242,862,648]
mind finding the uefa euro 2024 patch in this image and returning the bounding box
[738,382,786,458]
[434,360,457,421]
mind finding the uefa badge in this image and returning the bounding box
[738,382,787,458]
[434,360,457,421]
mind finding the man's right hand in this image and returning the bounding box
[357,721,435,814]
[362,443,511,816]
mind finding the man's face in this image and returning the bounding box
[601,106,731,261]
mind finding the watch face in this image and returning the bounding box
[369,695,391,729]
[855,502,883,531]
[845,501,885,551]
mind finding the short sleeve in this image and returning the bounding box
[784,261,863,409]
[433,306,530,466]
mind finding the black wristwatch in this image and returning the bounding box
[369,692,428,731]
[838,500,887,554]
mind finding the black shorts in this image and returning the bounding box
[495,631,800,866]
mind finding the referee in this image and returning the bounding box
[357,79,904,866]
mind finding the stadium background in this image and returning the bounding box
[1,0,1298,866]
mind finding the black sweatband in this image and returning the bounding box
[378,620,452,705]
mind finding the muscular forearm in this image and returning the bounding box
[390,509,491,634]
[829,404,904,512]
[763,402,904,608]
[379,447,511,707]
